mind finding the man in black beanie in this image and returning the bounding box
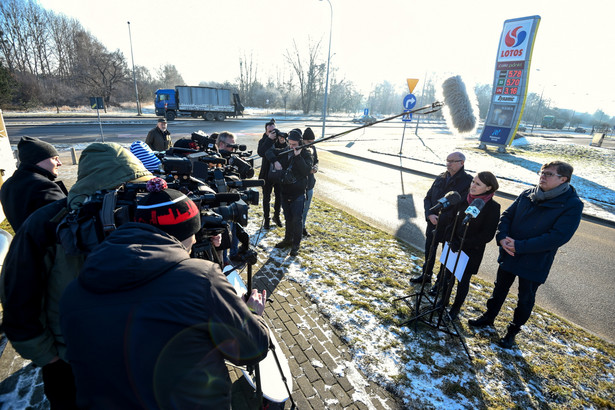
[266,128,312,256]
[59,177,270,408]
[0,136,67,231]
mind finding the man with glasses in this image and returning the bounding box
[469,161,583,349]
[410,152,472,285]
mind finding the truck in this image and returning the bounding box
[154,86,244,121]
[541,115,565,129]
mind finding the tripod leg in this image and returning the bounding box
[268,341,296,408]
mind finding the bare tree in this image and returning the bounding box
[156,64,185,88]
[284,38,325,114]
[239,52,259,106]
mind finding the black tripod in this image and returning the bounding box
[233,233,297,409]
[394,212,472,360]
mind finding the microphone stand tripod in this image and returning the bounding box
[395,212,472,361]
[391,207,443,308]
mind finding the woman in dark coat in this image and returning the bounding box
[441,171,501,321]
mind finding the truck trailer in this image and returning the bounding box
[155,86,244,121]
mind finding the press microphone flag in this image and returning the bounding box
[462,198,485,225]
[429,191,462,213]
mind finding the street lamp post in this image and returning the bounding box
[127,21,142,116]
[320,0,332,139]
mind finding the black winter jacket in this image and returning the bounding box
[443,198,501,277]
[424,168,473,242]
[60,223,269,409]
[265,146,312,200]
[0,163,67,231]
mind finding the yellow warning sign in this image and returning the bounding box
[406,78,419,93]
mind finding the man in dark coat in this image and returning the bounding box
[0,136,67,231]
[301,127,319,237]
[266,128,312,256]
[410,151,472,285]
[257,119,285,229]
[145,117,172,151]
[469,161,584,349]
[59,178,269,409]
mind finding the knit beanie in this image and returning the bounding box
[288,128,303,142]
[130,140,162,172]
[135,177,201,241]
[18,136,59,165]
[303,127,315,141]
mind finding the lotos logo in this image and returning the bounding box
[505,26,527,48]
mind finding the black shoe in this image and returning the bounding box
[290,247,299,256]
[428,284,439,297]
[263,218,270,230]
[302,228,310,237]
[273,215,283,227]
[498,325,520,349]
[275,240,292,249]
[448,307,460,321]
[468,314,494,328]
[410,274,431,284]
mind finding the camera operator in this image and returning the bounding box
[258,119,286,229]
[266,129,312,256]
[59,177,269,408]
[1,143,153,408]
[145,118,172,151]
[215,131,242,263]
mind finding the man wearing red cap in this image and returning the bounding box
[59,178,269,408]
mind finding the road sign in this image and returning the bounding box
[402,110,413,122]
[363,108,369,116]
[403,94,417,110]
[406,78,419,93]
[89,97,104,110]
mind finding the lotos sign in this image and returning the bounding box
[480,16,541,148]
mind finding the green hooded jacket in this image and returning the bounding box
[1,142,152,366]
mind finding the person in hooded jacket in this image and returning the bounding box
[469,161,583,349]
[436,171,501,321]
[0,142,153,409]
[59,178,269,409]
[0,136,67,231]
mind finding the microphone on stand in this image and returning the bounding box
[462,198,485,225]
[429,191,462,213]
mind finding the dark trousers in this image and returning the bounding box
[484,266,542,328]
[42,359,78,409]
[422,222,440,277]
[282,194,305,248]
[262,181,282,220]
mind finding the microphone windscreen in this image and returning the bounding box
[445,191,462,206]
[441,76,478,134]
[469,198,485,211]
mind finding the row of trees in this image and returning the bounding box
[0,0,611,129]
[0,0,185,111]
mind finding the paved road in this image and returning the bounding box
[4,117,615,343]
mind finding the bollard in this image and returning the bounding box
[71,147,78,165]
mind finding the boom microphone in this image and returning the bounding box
[441,75,478,134]
[462,198,485,225]
[429,191,462,213]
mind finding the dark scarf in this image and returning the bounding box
[529,182,570,203]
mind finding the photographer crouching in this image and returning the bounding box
[59,177,270,408]
[266,128,313,256]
